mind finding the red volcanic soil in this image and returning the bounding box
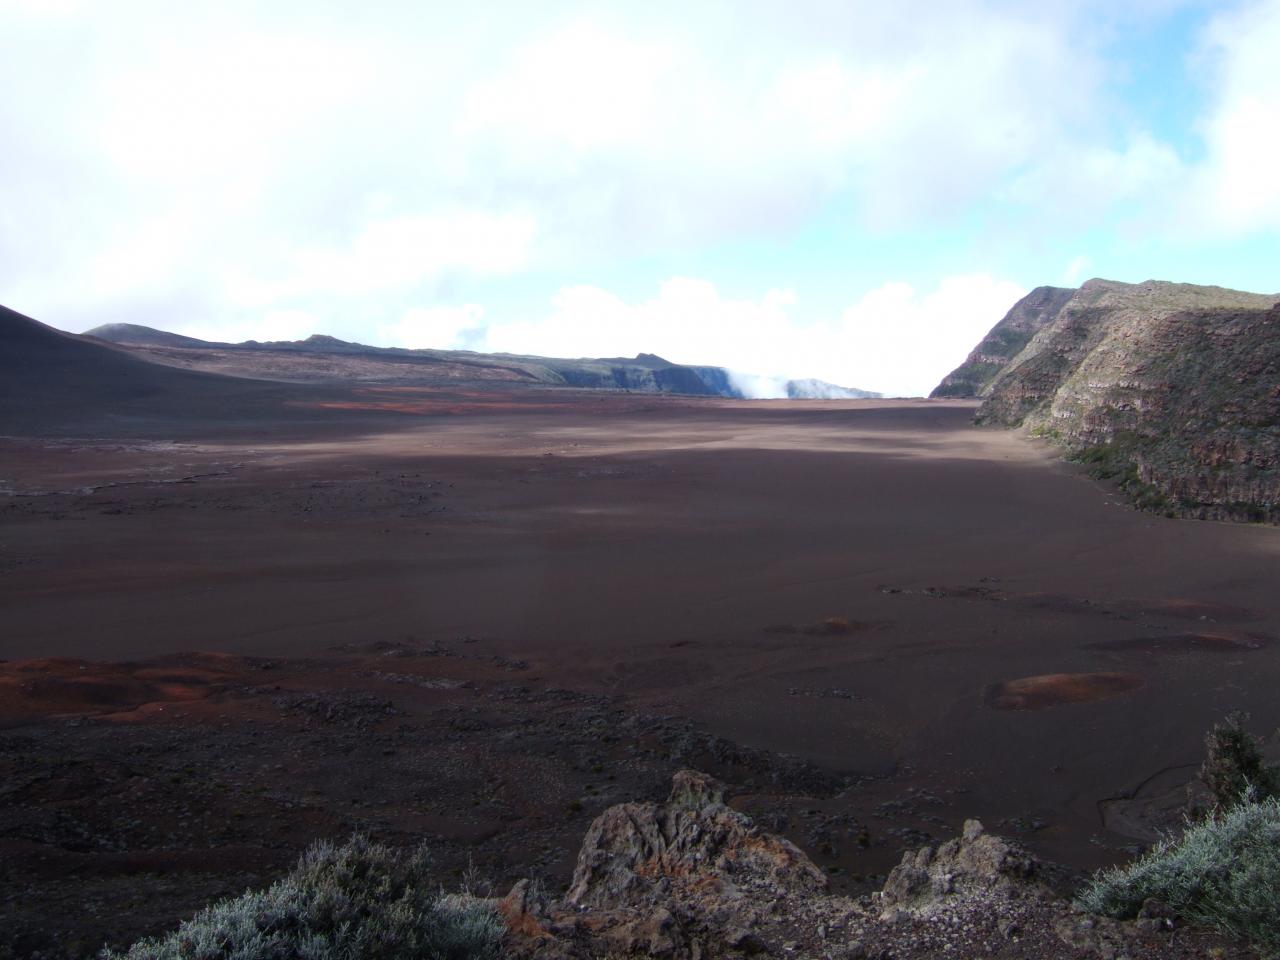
[2,386,1279,955]
[985,673,1145,710]
[0,656,229,723]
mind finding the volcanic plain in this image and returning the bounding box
[3,383,1279,956]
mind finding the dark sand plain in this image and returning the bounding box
[3,385,1279,955]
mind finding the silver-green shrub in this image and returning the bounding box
[102,835,504,960]
[1077,795,1280,954]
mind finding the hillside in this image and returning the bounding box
[1,305,239,413]
[0,306,363,436]
[943,279,1280,522]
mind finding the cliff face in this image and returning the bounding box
[929,285,1075,398]
[957,279,1280,523]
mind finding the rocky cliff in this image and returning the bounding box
[941,279,1280,523]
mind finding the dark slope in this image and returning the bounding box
[930,285,1075,398]
[1,305,213,402]
[0,305,304,434]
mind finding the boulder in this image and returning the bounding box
[567,769,827,910]
[878,818,1040,917]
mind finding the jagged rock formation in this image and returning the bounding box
[503,770,827,958]
[938,279,1280,523]
[565,769,827,910]
[930,286,1075,398]
[498,770,1242,959]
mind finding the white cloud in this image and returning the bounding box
[828,275,1028,396]
[0,0,84,14]
[95,32,372,187]
[459,20,675,155]
[1001,135,1186,226]
[447,5,1118,240]
[377,304,487,351]
[260,212,537,302]
[175,308,318,345]
[1187,0,1280,233]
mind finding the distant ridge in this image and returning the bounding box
[86,323,878,400]
[937,278,1280,523]
[84,322,219,349]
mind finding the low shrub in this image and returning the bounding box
[103,835,504,960]
[1076,795,1280,955]
[1201,712,1279,809]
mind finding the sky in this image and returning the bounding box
[2,0,1278,396]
